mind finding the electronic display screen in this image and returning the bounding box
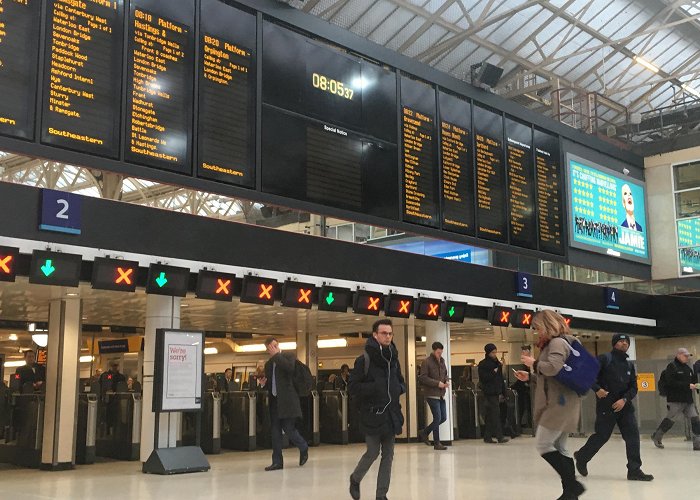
[124,0,194,173]
[474,105,507,242]
[145,263,189,297]
[29,250,82,287]
[195,270,235,301]
[0,246,19,283]
[318,285,352,312]
[677,218,700,275]
[91,257,139,292]
[197,0,255,187]
[385,293,414,318]
[568,153,649,263]
[506,118,536,249]
[401,76,438,228]
[352,290,384,316]
[489,306,512,327]
[534,129,563,255]
[439,91,474,236]
[414,297,442,321]
[0,0,41,140]
[511,309,534,329]
[441,300,466,323]
[40,0,123,157]
[240,275,278,305]
[281,280,315,309]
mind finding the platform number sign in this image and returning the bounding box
[516,272,533,298]
[605,287,620,310]
[40,189,82,235]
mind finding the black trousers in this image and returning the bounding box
[483,394,504,440]
[576,404,641,472]
[269,396,308,465]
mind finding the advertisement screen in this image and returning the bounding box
[568,154,649,263]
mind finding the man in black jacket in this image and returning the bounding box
[261,337,309,471]
[477,343,509,444]
[574,334,654,481]
[14,350,45,392]
[348,319,405,500]
[651,348,699,451]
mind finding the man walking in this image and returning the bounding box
[261,337,309,471]
[348,319,405,500]
[574,334,654,481]
[478,343,509,444]
[651,348,699,451]
[418,341,449,450]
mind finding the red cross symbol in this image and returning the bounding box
[298,288,312,304]
[427,303,439,316]
[563,317,571,327]
[216,279,231,295]
[368,297,380,311]
[259,284,273,300]
[0,255,12,274]
[500,311,511,324]
[115,267,133,285]
[521,313,532,326]
[399,300,411,314]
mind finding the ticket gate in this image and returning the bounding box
[221,391,256,451]
[0,388,45,468]
[182,392,221,454]
[319,390,348,445]
[454,389,481,439]
[76,393,98,464]
[299,392,321,447]
[96,392,142,461]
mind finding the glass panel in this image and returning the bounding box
[674,161,700,191]
[675,190,700,218]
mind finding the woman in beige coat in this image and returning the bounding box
[515,310,584,500]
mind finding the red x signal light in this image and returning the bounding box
[298,288,312,304]
[427,303,439,316]
[115,267,134,285]
[0,255,12,274]
[216,279,231,295]
[259,284,273,300]
[368,297,380,311]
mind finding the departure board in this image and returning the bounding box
[506,118,536,249]
[439,91,474,235]
[197,0,255,188]
[41,0,123,157]
[124,1,194,173]
[0,0,41,140]
[401,76,438,227]
[534,129,564,255]
[474,105,507,242]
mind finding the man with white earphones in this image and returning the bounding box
[348,319,406,500]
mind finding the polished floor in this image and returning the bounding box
[1,436,697,499]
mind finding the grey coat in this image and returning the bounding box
[418,354,448,398]
[532,335,581,433]
[264,352,302,420]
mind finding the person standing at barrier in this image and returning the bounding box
[335,364,350,391]
[15,350,45,392]
[418,341,449,450]
[348,319,405,500]
[260,336,309,471]
[651,348,700,451]
[515,310,585,500]
[478,343,509,444]
[100,361,126,395]
[222,368,235,392]
[574,334,654,481]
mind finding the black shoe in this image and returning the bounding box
[627,469,654,481]
[299,449,308,466]
[418,430,431,446]
[483,438,496,444]
[349,475,360,500]
[265,463,283,471]
[651,432,664,449]
[434,443,447,450]
[497,437,510,444]
[573,451,588,477]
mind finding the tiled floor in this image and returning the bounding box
[0,436,696,499]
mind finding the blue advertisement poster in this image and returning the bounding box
[568,154,649,263]
[677,218,700,274]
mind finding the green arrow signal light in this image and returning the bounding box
[325,292,335,306]
[155,272,168,288]
[41,259,56,277]
[448,306,455,318]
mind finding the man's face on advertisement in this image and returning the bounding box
[622,184,634,214]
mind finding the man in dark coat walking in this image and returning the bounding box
[261,337,309,471]
[477,343,509,443]
[574,333,654,481]
[348,319,405,500]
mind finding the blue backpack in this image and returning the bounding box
[554,338,600,396]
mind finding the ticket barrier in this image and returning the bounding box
[452,390,459,441]
[0,387,45,468]
[0,385,11,441]
[76,393,98,464]
[299,392,321,447]
[348,394,364,443]
[503,389,521,438]
[454,389,481,439]
[95,392,142,461]
[182,392,221,454]
[319,390,348,445]
[221,391,257,451]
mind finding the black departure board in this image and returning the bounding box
[506,118,536,249]
[261,106,398,220]
[0,0,41,140]
[41,0,123,157]
[197,0,255,188]
[124,0,194,173]
[401,76,438,227]
[439,91,474,235]
[535,129,564,255]
[474,105,507,242]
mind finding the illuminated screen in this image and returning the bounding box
[506,117,536,250]
[240,276,278,305]
[385,294,414,318]
[318,285,352,312]
[145,264,190,297]
[353,291,384,316]
[677,218,700,275]
[568,154,649,263]
[91,257,139,292]
[195,270,235,302]
[281,281,315,309]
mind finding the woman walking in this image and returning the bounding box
[514,310,584,499]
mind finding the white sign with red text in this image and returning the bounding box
[160,330,203,411]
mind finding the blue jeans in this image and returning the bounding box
[425,397,447,442]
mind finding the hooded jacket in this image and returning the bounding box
[477,354,506,397]
[348,337,406,436]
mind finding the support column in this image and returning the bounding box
[424,321,454,442]
[393,320,417,439]
[41,290,81,470]
[140,294,180,462]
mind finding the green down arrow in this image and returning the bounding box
[325,292,335,306]
[155,272,168,288]
[448,306,455,318]
[41,259,56,277]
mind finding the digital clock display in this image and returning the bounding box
[311,72,354,100]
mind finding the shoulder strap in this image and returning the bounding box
[363,350,370,377]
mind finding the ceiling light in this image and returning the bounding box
[32,334,48,347]
[682,84,700,99]
[236,344,267,353]
[280,342,297,350]
[28,323,36,332]
[66,293,78,297]
[9,334,18,341]
[276,312,284,315]
[420,336,427,343]
[79,355,95,363]
[204,347,218,355]
[4,360,27,368]
[633,56,659,74]
[354,318,361,321]
[180,303,189,307]
[317,339,347,349]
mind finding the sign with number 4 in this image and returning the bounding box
[40,189,82,235]
[605,287,620,310]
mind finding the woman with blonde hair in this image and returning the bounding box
[514,310,584,499]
